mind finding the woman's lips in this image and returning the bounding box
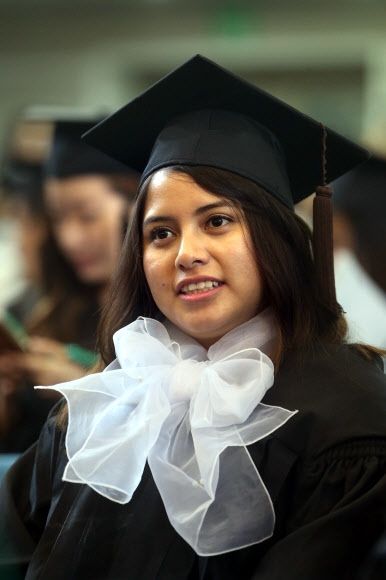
[178,281,224,301]
[72,257,99,270]
[180,280,223,294]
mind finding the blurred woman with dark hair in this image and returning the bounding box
[332,155,386,349]
[0,119,139,452]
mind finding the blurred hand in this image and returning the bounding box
[0,336,88,437]
[0,336,87,396]
[27,336,68,359]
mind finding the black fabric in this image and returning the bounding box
[0,344,385,579]
[332,155,386,215]
[45,119,138,179]
[0,392,54,455]
[82,54,370,207]
[140,109,293,207]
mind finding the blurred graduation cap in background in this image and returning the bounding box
[45,119,140,180]
[332,155,386,293]
[332,155,386,215]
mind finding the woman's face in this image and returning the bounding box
[45,175,127,284]
[142,169,264,349]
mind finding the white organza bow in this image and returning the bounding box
[36,309,296,556]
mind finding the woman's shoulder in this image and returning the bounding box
[262,343,386,457]
[273,342,385,399]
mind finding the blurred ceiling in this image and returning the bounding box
[0,0,385,151]
[0,0,384,7]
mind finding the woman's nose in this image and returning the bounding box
[174,233,209,269]
[56,221,86,254]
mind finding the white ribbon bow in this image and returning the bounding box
[36,310,296,556]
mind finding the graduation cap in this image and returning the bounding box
[45,119,138,179]
[332,155,386,259]
[332,155,386,214]
[82,54,371,314]
[82,55,369,207]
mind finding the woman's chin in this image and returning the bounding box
[74,267,108,286]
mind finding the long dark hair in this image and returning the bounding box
[28,172,139,348]
[98,165,352,367]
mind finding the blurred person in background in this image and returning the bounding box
[332,154,386,349]
[0,119,139,452]
[0,115,51,315]
[0,115,53,454]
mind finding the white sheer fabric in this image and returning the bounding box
[36,308,297,555]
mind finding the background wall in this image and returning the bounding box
[1,0,386,154]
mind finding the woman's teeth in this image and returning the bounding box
[180,280,221,294]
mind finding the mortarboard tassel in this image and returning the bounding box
[313,123,340,314]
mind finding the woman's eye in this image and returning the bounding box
[207,215,231,228]
[151,227,173,241]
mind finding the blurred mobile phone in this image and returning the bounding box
[0,312,28,353]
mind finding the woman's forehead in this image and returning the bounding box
[142,169,228,217]
[148,167,195,189]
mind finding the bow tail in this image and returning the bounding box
[148,409,275,556]
[61,378,172,504]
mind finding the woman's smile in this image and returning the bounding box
[177,276,223,297]
[142,168,264,349]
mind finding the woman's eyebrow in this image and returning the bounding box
[142,215,173,228]
[194,202,230,216]
[142,202,230,228]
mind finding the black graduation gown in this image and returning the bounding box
[1,343,386,579]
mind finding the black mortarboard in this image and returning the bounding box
[332,155,386,259]
[82,54,371,314]
[332,155,386,215]
[45,119,138,179]
[82,54,370,209]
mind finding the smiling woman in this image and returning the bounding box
[1,55,385,580]
[142,169,263,349]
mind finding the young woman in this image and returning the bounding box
[1,56,385,579]
[0,119,139,452]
